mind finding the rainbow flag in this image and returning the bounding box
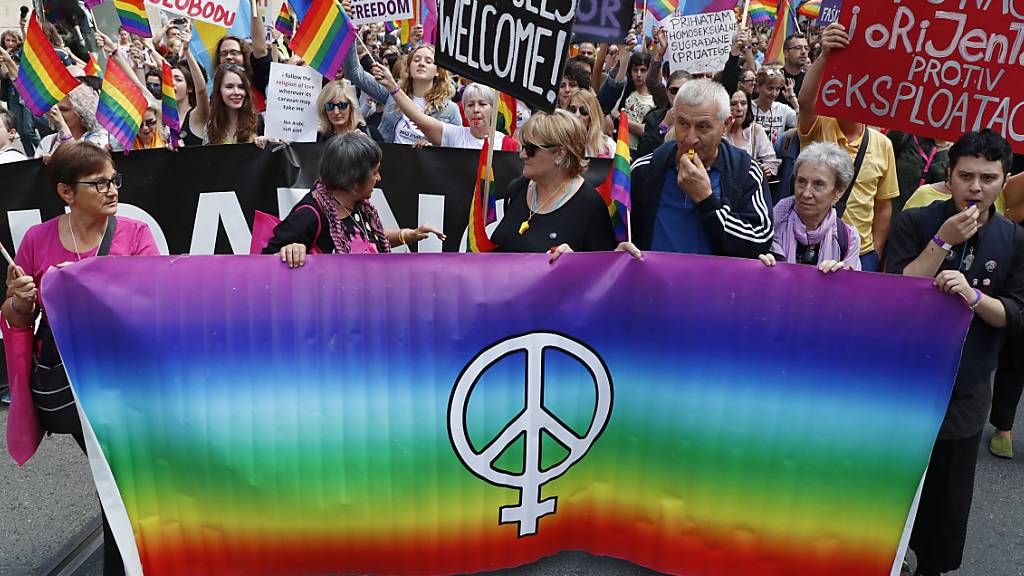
[96,58,149,152]
[797,0,821,18]
[764,0,798,64]
[14,14,81,117]
[275,1,294,36]
[114,0,152,38]
[467,139,497,252]
[289,0,356,80]
[41,255,971,576]
[161,61,179,150]
[597,113,631,242]
[645,0,679,21]
[422,0,437,44]
[749,0,778,24]
[83,53,102,78]
[497,93,517,136]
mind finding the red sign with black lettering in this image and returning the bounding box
[817,0,1024,153]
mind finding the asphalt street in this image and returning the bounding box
[2,406,1022,576]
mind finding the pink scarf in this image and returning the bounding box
[771,197,843,264]
[311,179,390,254]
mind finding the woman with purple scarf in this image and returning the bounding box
[759,142,862,272]
[264,133,443,267]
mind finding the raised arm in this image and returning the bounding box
[342,44,390,103]
[371,62,443,145]
[798,23,848,132]
[183,31,210,129]
[249,0,268,59]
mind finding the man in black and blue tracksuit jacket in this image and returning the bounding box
[630,79,773,258]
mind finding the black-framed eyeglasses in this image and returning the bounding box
[522,143,559,157]
[219,49,244,59]
[141,118,158,127]
[324,101,350,112]
[667,86,681,95]
[740,77,756,84]
[566,105,589,117]
[74,173,122,194]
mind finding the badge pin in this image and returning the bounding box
[983,278,992,287]
[972,279,979,287]
[549,232,558,240]
[986,261,997,272]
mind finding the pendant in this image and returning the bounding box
[519,221,530,235]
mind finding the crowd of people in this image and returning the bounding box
[1,5,1023,576]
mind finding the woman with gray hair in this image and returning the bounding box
[759,141,861,272]
[35,83,114,158]
[371,64,519,151]
[264,133,443,267]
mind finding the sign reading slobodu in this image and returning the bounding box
[665,10,736,75]
[573,0,632,44]
[349,0,414,26]
[435,0,577,112]
[146,0,242,28]
[818,1,1024,153]
[265,63,322,143]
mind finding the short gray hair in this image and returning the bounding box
[320,132,382,191]
[66,84,100,133]
[674,79,730,124]
[461,83,497,108]
[795,142,855,192]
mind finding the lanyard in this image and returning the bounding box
[913,135,939,186]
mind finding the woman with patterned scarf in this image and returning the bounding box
[264,133,443,266]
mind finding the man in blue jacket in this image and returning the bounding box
[629,79,773,257]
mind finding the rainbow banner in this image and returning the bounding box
[597,113,631,243]
[765,0,799,64]
[84,53,102,78]
[114,0,152,38]
[14,13,81,117]
[289,0,356,79]
[96,58,149,152]
[274,1,294,36]
[160,61,179,150]
[797,0,821,18]
[467,138,497,252]
[42,255,970,576]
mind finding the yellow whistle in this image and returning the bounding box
[518,221,530,235]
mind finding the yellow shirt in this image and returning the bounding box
[904,183,1007,215]
[799,116,900,254]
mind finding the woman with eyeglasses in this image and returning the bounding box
[193,64,263,146]
[133,103,167,150]
[738,69,757,96]
[370,67,518,151]
[3,141,158,575]
[752,66,797,144]
[317,80,366,140]
[489,111,619,256]
[725,90,779,178]
[567,90,614,159]
[264,133,444,266]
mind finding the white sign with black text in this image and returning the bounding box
[349,0,415,26]
[265,63,322,143]
[665,10,736,75]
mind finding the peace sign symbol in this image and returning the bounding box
[448,332,613,536]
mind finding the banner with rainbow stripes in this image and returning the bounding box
[14,13,81,117]
[96,59,149,152]
[114,0,153,38]
[42,255,970,576]
[289,0,356,79]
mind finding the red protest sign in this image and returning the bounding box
[817,1,1024,153]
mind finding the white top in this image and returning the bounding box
[440,124,506,150]
[394,96,429,145]
[36,130,116,158]
[752,100,796,144]
[0,147,26,164]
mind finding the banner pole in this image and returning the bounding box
[481,92,501,219]
[356,33,378,65]
[741,0,751,29]
[641,0,648,43]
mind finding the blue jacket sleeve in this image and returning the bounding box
[694,160,774,258]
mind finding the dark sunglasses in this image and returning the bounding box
[667,86,681,95]
[141,118,158,127]
[522,143,559,157]
[566,105,589,117]
[324,101,350,112]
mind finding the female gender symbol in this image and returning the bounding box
[448,332,613,537]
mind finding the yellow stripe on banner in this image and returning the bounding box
[22,41,63,96]
[105,84,144,120]
[305,4,337,63]
[192,20,228,57]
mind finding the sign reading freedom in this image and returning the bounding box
[42,254,970,576]
[817,0,1024,153]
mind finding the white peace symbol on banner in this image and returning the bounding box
[448,332,613,537]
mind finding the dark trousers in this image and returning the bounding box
[910,432,982,575]
[860,250,880,272]
[72,431,126,576]
[990,334,1024,431]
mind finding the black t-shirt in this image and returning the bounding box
[777,68,805,109]
[1013,154,1023,175]
[491,177,618,253]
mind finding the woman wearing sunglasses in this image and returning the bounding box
[567,90,614,159]
[316,80,366,141]
[133,103,167,150]
[3,141,159,575]
[489,111,620,256]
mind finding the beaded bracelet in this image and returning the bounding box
[969,288,982,310]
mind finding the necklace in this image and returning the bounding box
[66,216,82,262]
[519,177,577,235]
[332,195,371,241]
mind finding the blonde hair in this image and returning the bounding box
[400,45,454,116]
[316,80,364,134]
[518,110,589,178]
[568,90,607,158]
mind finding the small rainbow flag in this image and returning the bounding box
[646,0,680,21]
[797,0,821,18]
[765,0,798,64]
[749,0,778,24]
[83,53,102,78]
[97,58,149,153]
[289,0,357,80]
[497,93,517,137]
[467,139,497,253]
[114,0,152,38]
[422,0,437,44]
[14,14,81,117]
[161,61,179,150]
[597,113,631,243]
[275,1,294,36]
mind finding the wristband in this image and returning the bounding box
[931,235,952,251]
[388,85,400,96]
[969,288,982,310]
[59,133,73,143]
[398,229,407,245]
